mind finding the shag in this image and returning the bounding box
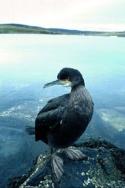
[27,67,94,181]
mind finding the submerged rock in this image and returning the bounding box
[8,138,125,188]
[97,108,125,132]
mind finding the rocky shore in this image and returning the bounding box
[8,138,125,188]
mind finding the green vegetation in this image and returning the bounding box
[0,24,57,34]
[0,23,125,37]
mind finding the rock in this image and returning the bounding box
[8,138,125,188]
[97,108,125,132]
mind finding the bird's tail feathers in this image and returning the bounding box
[25,126,35,135]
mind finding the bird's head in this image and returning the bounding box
[43,67,85,89]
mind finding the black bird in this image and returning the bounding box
[27,67,94,181]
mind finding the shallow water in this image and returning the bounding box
[0,34,125,187]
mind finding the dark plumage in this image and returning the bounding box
[26,67,94,181]
[35,68,94,148]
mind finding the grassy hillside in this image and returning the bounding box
[0,24,125,37]
[0,24,56,34]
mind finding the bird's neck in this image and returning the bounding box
[71,82,85,92]
[71,77,85,90]
[70,85,85,105]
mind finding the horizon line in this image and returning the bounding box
[0,22,125,32]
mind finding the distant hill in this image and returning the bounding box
[0,23,125,37]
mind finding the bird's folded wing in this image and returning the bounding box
[36,106,64,129]
[39,93,69,113]
[35,107,64,142]
[35,93,69,142]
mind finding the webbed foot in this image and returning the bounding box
[51,154,64,182]
[64,146,87,160]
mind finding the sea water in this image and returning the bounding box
[0,34,125,187]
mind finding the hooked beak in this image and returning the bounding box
[43,79,71,88]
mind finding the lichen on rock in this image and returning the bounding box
[8,138,125,188]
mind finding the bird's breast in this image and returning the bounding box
[68,86,93,117]
[48,86,94,148]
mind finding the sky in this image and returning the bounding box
[0,0,125,31]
